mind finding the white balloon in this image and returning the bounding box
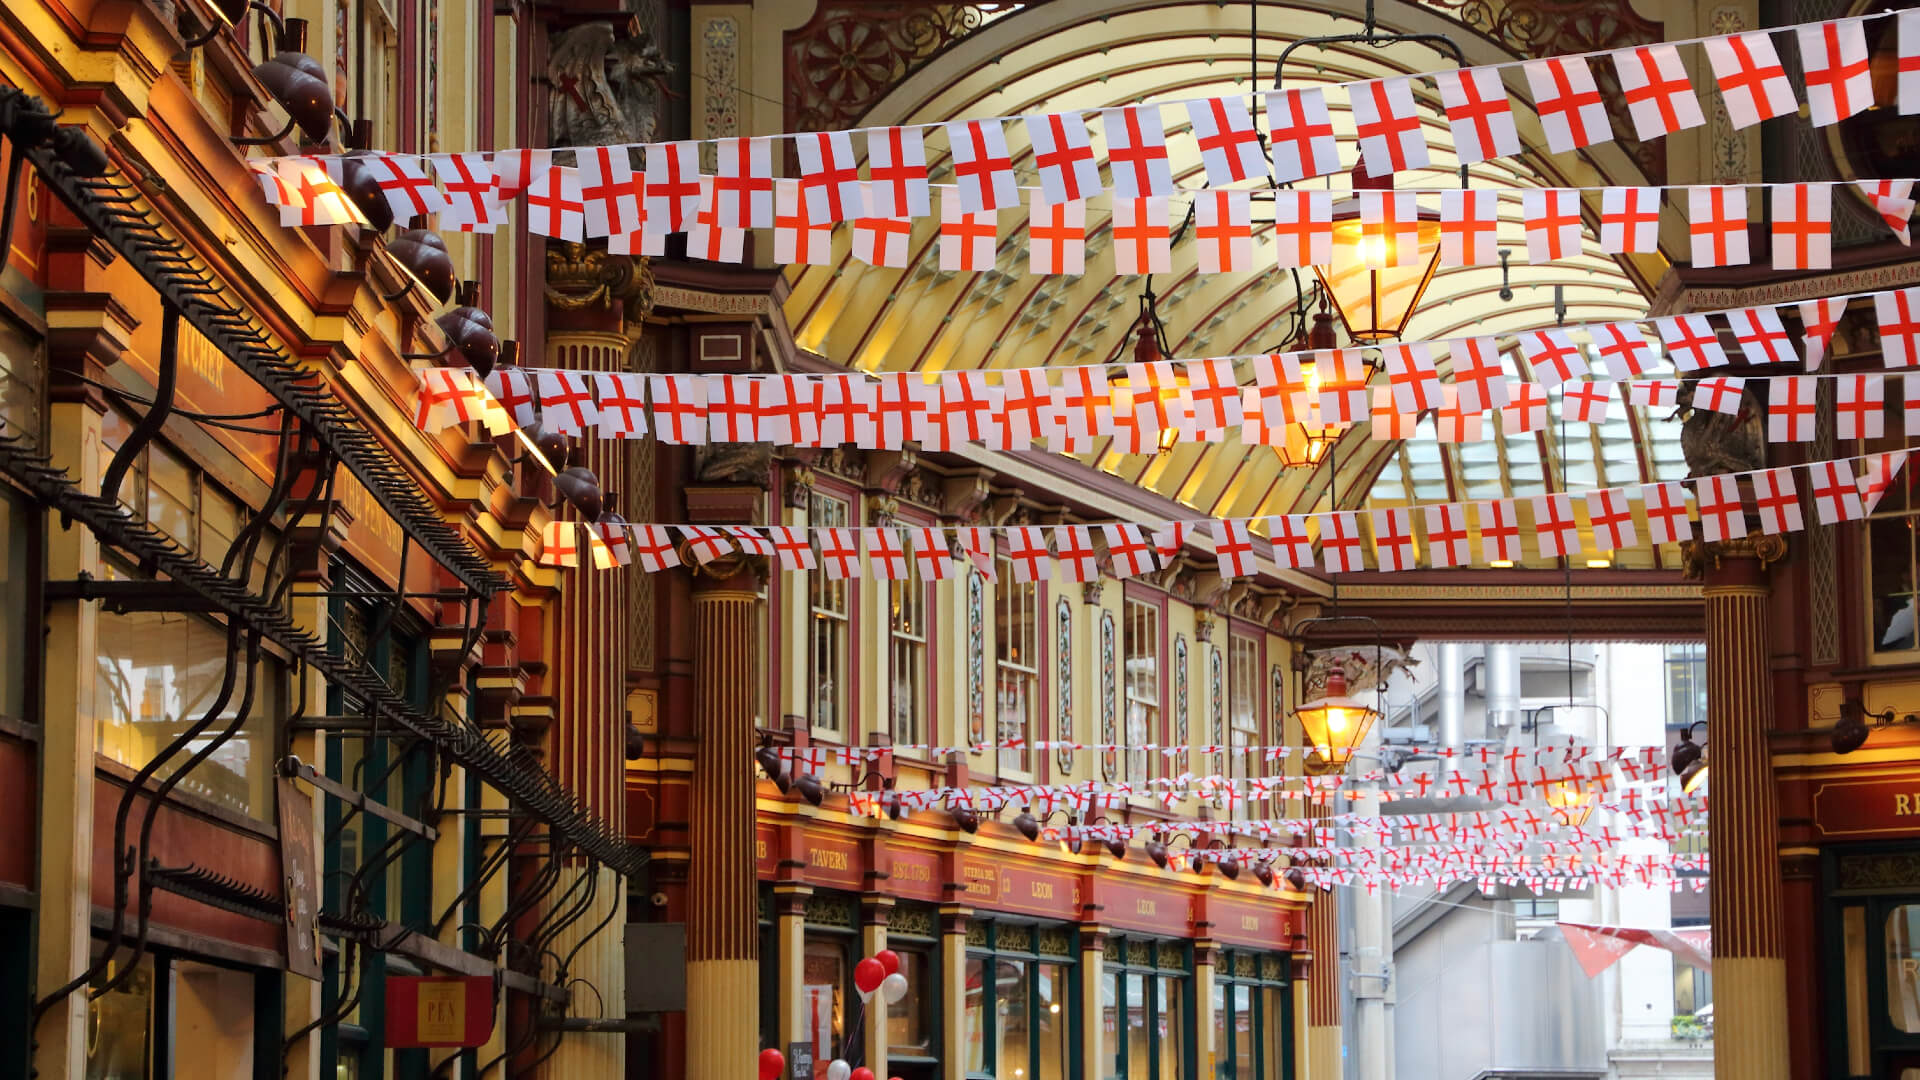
[879,972,908,1004]
[827,1061,851,1080]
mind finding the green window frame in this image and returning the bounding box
[1103,935,1193,1080]
[1211,950,1293,1079]
[965,921,1078,1080]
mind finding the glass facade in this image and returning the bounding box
[1104,937,1191,1080]
[1212,951,1291,1080]
[995,557,1039,776]
[965,922,1074,1080]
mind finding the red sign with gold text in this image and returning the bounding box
[958,857,1081,919]
[1812,776,1920,838]
[1206,896,1290,950]
[1096,879,1194,935]
[799,835,865,890]
[384,976,495,1048]
[884,847,943,902]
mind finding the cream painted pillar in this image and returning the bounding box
[32,391,105,1080]
[941,907,970,1080]
[862,895,893,1076]
[1195,945,1218,1080]
[1305,805,1341,1080]
[1079,932,1105,1080]
[775,884,812,1063]
[473,780,512,1074]
[1292,956,1312,1080]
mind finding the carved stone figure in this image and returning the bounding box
[547,22,674,150]
[694,442,774,486]
[1675,377,1766,477]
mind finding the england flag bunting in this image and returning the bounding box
[1273,190,1333,269]
[1729,305,1798,365]
[1264,88,1341,182]
[1655,314,1728,372]
[1028,192,1086,275]
[687,177,747,263]
[1150,521,1188,564]
[1102,524,1158,577]
[768,527,816,572]
[491,148,551,201]
[1101,105,1174,198]
[774,178,833,266]
[1423,503,1472,567]
[1689,186,1749,268]
[1797,19,1873,127]
[1877,287,1920,367]
[938,186,996,272]
[864,528,910,580]
[1435,67,1521,165]
[1269,514,1314,569]
[1705,31,1798,128]
[818,528,861,579]
[1808,458,1865,524]
[865,126,930,219]
[592,372,648,438]
[1186,96,1267,186]
[276,159,363,226]
[1561,379,1613,424]
[1586,488,1638,551]
[851,183,913,268]
[1641,482,1692,545]
[1316,350,1372,424]
[1771,183,1832,271]
[1530,493,1580,558]
[1193,190,1254,274]
[486,368,536,426]
[1523,56,1613,154]
[1861,451,1910,513]
[1026,112,1103,205]
[913,528,956,580]
[540,521,580,568]
[1439,189,1500,267]
[525,166,585,241]
[1112,197,1172,275]
[249,162,298,214]
[1370,508,1418,571]
[1450,336,1509,414]
[432,153,505,232]
[578,146,644,239]
[713,136,776,228]
[1318,512,1365,573]
[1626,379,1680,409]
[1766,376,1818,442]
[367,153,450,220]
[1692,376,1746,416]
[1519,328,1586,389]
[1214,519,1259,578]
[1184,358,1244,438]
[1611,44,1705,139]
[648,373,708,444]
[1350,77,1429,176]
[535,369,597,433]
[1476,499,1522,563]
[1752,467,1805,534]
[1902,10,1920,115]
[1360,191,1422,268]
[1799,297,1847,369]
[644,141,702,233]
[1501,383,1550,433]
[947,118,1019,213]
[1385,342,1444,413]
[1435,385,1486,443]
[1694,474,1744,542]
[1522,189,1583,262]
[795,130,867,223]
[1600,187,1662,254]
[1372,387,1418,440]
[1858,180,1916,244]
[1591,322,1657,379]
[705,375,759,443]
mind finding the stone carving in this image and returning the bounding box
[695,442,775,486]
[1676,377,1765,477]
[782,4,1011,134]
[547,21,675,150]
[1679,531,1788,579]
[545,241,654,323]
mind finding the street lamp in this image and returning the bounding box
[1669,721,1709,794]
[1310,170,1444,343]
[1544,779,1598,827]
[1271,301,1345,471]
[1294,667,1381,773]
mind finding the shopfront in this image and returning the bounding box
[1823,842,1920,1078]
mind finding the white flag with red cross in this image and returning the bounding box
[1522,188,1582,262]
[1523,56,1613,154]
[1025,112,1103,205]
[1771,183,1832,271]
[1585,488,1638,552]
[1439,189,1499,267]
[1610,44,1704,139]
[1692,376,1746,416]
[1264,88,1341,182]
[1688,186,1749,268]
[1435,66,1521,165]
[366,153,449,221]
[1705,31,1798,128]
[1640,482,1692,545]
[1272,189,1333,268]
[1475,499,1522,564]
[1693,474,1745,542]
[1185,96,1267,186]
[1449,337,1508,414]
[1423,503,1472,567]
[1370,508,1418,571]
[577,146,645,239]
[946,118,1019,213]
[1349,77,1429,176]
[1111,197,1172,275]
[1193,190,1254,274]
[1877,287,1920,367]
[1730,305,1798,365]
[1028,192,1086,275]
[1808,458,1866,524]
[1317,512,1366,573]
[1836,374,1885,440]
[1655,315,1728,372]
[1752,467,1804,534]
[431,153,506,232]
[643,141,702,232]
[774,178,833,266]
[864,126,929,220]
[795,130,867,223]
[1798,297,1847,370]
[1102,105,1174,198]
[1798,19,1873,127]
[1599,187,1661,254]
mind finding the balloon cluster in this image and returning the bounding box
[765,949,908,1080]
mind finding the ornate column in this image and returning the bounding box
[1078,927,1105,1080]
[1194,941,1219,1080]
[687,563,763,1080]
[862,895,894,1075]
[775,884,812,1059]
[1691,534,1790,1080]
[1304,802,1341,1080]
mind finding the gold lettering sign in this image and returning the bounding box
[756,838,768,861]
[893,860,931,882]
[1135,899,1157,916]
[178,326,228,393]
[1899,794,1916,817]
[1030,881,1054,900]
[417,982,465,1042]
[963,863,996,899]
[808,846,848,870]
[1241,915,1260,932]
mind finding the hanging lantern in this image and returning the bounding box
[1311,169,1443,343]
[1293,667,1380,773]
[1271,315,1343,470]
[1545,780,1597,827]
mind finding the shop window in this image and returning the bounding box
[93,572,287,820]
[1864,431,1919,657]
[1213,951,1289,1079]
[890,566,929,749]
[1104,937,1190,1080]
[887,946,936,1060]
[83,950,270,1080]
[1123,598,1159,784]
[172,959,257,1076]
[995,558,1039,775]
[86,952,154,1079]
[965,922,1074,1080]
[0,486,28,721]
[805,937,851,1071]
[1663,644,1706,730]
[1228,635,1261,810]
[95,414,275,592]
[0,312,43,445]
[808,492,851,735]
[1888,904,1920,1033]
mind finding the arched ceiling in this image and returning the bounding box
[781,0,1689,571]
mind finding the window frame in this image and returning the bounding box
[1227,629,1264,818]
[1212,948,1293,1080]
[994,555,1042,780]
[1121,590,1165,788]
[807,487,856,739]
[1104,935,1193,1080]
[887,512,936,754]
[964,920,1077,1080]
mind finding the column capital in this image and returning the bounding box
[938,904,972,934]
[1682,531,1787,586]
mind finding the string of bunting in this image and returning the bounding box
[1209,852,1704,895]
[530,450,1907,576]
[414,283,1920,452]
[256,11,1919,270]
[808,739,1673,770]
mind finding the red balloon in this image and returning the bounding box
[850,1070,875,1080]
[758,1048,786,1080]
[854,957,887,995]
[874,949,901,977]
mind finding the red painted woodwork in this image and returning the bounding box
[0,735,35,888]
